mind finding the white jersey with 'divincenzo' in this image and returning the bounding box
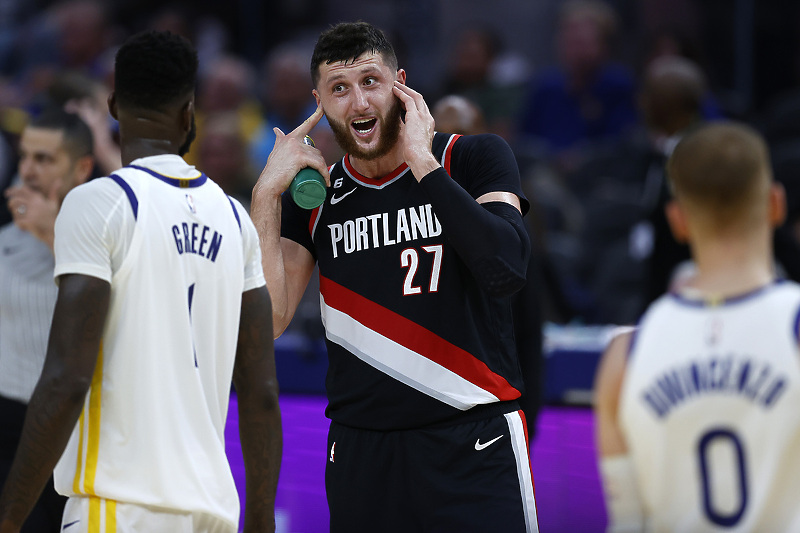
[51,155,265,529]
[620,280,800,532]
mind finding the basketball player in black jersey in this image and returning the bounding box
[251,21,539,532]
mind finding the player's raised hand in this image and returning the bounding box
[392,81,440,179]
[253,104,330,200]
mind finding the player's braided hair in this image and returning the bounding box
[310,21,398,87]
[114,30,197,110]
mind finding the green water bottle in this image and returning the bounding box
[289,135,327,209]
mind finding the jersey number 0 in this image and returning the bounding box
[698,428,748,527]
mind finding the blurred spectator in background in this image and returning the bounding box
[15,0,115,95]
[46,71,121,175]
[638,56,710,308]
[431,94,486,135]
[248,43,340,170]
[635,55,800,310]
[0,0,116,140]
[52,0,113,77]
[184,53,263,168]
[515,0,637,172]
[440,26,529,141]
[562,55,707,324]
[146,3,197,42]
[196,111,255,211]
[0,0,37,76]
[639,24,725,121]
[765,139,800,284]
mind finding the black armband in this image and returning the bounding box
[418,167,530,297]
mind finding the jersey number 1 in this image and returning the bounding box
[188,283,198,367]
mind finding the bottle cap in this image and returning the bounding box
[290,167,327,209]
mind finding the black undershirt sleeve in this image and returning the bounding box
[418,166,530,298]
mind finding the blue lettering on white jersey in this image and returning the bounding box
[172,223,223,262]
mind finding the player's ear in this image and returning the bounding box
[312,89,320,106]
[181,98,194,134]
[108,92,118,120]
[666,199,690,243]
[396,69,406,84]
[768,182,787,229]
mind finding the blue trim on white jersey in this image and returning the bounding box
[793,303,800,344]
[626,324,641,361]
[108,174,138,220]
[128,164,208,188]
[228,197,242,232]
[668,280,781,308]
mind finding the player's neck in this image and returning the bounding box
[117,111,186,166]
[347,149,406,180]
[685,235,776,297]
[120,139,180,166]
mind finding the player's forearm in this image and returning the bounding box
[234,287,283,532]
[0,373,89,529]
[250,191,292,336]
[238,390,282,533]
[418,167,530,297]
[600,455,645,532]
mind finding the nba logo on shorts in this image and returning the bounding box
[329,442,336,463]
[186,194,196,214]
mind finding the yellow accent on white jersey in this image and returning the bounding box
[53,155,265,530]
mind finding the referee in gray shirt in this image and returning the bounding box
[1,108,94,532]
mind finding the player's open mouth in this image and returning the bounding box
[352,118,377,135]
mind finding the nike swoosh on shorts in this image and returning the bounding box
[475,434,504,450]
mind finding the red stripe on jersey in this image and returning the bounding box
[308,205,321,236]
[518,409,536,497]
[344,155,409,187]
[443,134,462,175]
[320,275,520,400]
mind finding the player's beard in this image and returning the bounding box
[179,115,197,157]
[327,98,403,161]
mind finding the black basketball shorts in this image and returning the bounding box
[325,409,539,532]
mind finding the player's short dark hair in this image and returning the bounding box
[310,21,397,87]
[114,30,198,110]
[28,107,94,160]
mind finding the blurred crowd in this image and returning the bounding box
[1,0,799,329]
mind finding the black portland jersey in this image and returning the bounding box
[282,132,529,430]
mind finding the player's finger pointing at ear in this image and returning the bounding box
[291,104,324,139]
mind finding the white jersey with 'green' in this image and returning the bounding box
[51,155,265,529]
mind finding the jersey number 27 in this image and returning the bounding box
[400,245,442,296]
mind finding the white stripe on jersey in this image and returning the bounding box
[321,294,501,410]
[504,411,539,532]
